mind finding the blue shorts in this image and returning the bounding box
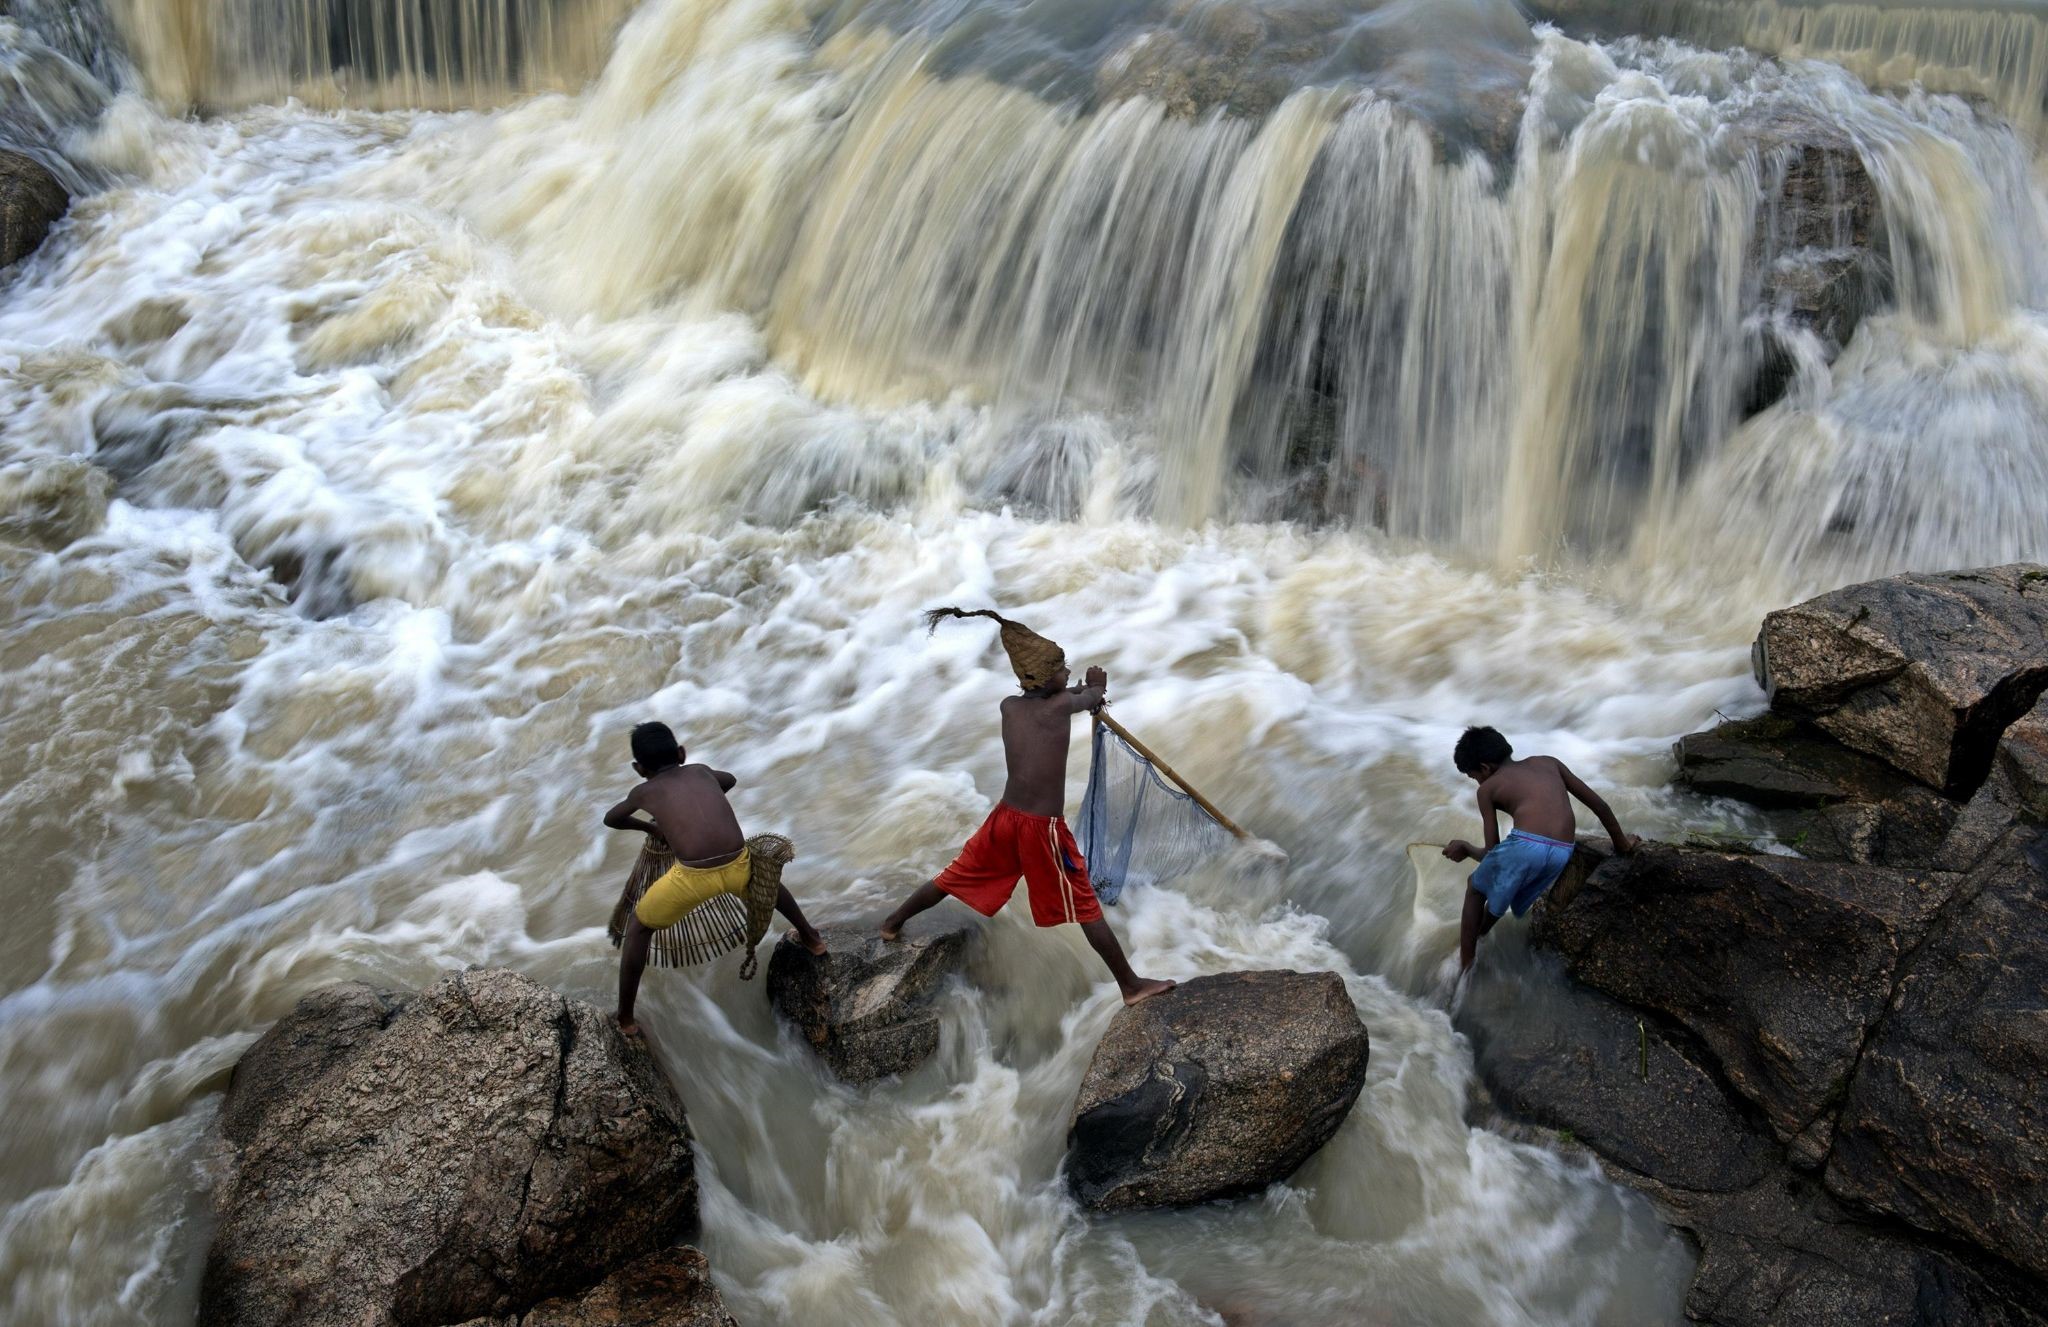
[1469,830,1575,918]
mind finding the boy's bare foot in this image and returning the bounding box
[879,922,902,942]
[1122,977,1177,1007]
[616,1014,642,1038]
[786,927,828,956]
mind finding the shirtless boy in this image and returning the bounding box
[605,722,826,1034]
[878,608,1176,1007]
[1442,726,1639,973]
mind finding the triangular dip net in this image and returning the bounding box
[1078,717,1242,906]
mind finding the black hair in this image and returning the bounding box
[631,721,682,771]
[1454,725,1512,775]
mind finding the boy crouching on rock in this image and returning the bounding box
[1443,725,1639,973]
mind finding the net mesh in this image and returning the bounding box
[1077,718,1240,905]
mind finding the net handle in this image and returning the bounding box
[1095,712,1250,840]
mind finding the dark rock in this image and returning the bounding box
[1739,117,1893,416]
[1668,1173,2046,1327]
[1532,844,1961,1156]
[1999,696,2048,820]
[455,1246,740,1327]
[1472,978,1774,1194]
[1826,847,2048,1282]
[1675,713,1912,809]
[0,148,69,268]
[202,969,699,1327]
[766,916,975,1084]
[1472,946,2046,1325]
[1752,564,2048,795]
[1065,970,1369,1212]
[1673,714,1959,866]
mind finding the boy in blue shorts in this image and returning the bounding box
[1443,726,1639,973]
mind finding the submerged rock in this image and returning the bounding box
[455,1246,739,1327]
[766,915,976,1084]
[0,148,68,268]
[1066,970,1369,1212]
[202,969,699,1327]
[1753,564,2048,795]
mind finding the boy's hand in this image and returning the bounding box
[1442,840,1476,862]
[1084,666,1107,691]
[1613,833,1641,857]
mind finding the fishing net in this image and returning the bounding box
[609,833,795,974]
[1077,718,1241,905]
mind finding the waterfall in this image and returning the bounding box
[103,0,635,110]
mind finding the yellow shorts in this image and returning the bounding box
[635,848,752,929]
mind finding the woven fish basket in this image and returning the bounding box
[608,834,795,976]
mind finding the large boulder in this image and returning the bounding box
[456,1246,739,1327]
[0,148,68,268]
[766,916,975,1084]
[1753,565,2048,795]
[1472,978,1774,1196]
[1065,970,1369,1212]
[1826,848,2048,1281]
[1532,844,1961,1161]
[202,969,699,1327]
[1472,978,2043,1327]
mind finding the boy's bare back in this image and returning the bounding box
[997,665,1107,816]
[628,765,745,863]
[1478,756,1579,842]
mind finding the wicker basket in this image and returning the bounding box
[608,833,794,976]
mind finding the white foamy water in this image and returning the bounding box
[4,0,2048,1323]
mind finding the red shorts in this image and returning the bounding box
[935,803,1104,927]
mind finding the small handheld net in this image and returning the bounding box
[608,833,796,974]
[1078,715,1245,905]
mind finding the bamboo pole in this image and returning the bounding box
[1096,712,1250,840]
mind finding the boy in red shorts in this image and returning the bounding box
[879,607,1177,1006]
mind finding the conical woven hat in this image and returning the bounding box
[924,606,1065,689]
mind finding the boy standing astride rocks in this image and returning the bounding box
[605,722,827,1035]
[879,608,1176,1007]
[1443,725,1639,973]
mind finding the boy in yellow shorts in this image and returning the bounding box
[604,722,826,1034]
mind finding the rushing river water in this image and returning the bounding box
[4,1,2048,1323]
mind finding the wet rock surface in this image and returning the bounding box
[455,1246,740,1327]
[1826,851,2048,1282]
[0,148,68,268]
[202,969,700,1327]
[766,915,976,1083]
[1534,843,1960,1153]
[1753,564,2048,795]
[1481,564,2048,1325]
[1066,970,1369,1212]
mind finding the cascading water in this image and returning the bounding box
[2,0,2046,1323]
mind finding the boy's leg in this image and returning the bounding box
[880,881,949,940]
[1459,885,1503,973]
[1079,919,1176,1006]
[777,885,828,955]
[617,913,654,1035]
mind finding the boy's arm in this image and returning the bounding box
[603,791,662,838]
[1062,666,1108,715]
[1444,783,1500,862]
[1559,762,1638,854]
